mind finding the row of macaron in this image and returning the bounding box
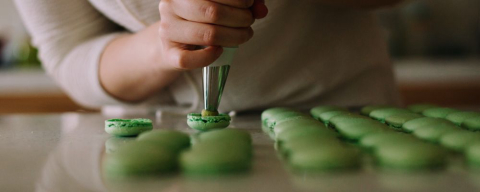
[261,104,480,171]
[317,104,480,169]
[262,108,364,171]
[359,104,480,130]
[104,119,252,178]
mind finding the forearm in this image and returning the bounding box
[317,0,402,9]
[99,22,181,102]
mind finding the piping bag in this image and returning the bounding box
[201,47,238,116]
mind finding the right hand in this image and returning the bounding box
[157,0,268,71]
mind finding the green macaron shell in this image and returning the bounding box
[289,144,361,172]
[105,118,153,137]
[407,104,438,114]
[273,117,324,136]
[369,108,412,123]
[439,130,480,152]
[280,136,341,156]
[187,113,231,131]
[360,105,393,116]
[180,142,252,175]
[422,107,461,119]
[462,117,480,131]
[360,132,418,150]
[105,137,136,154]
[198,129,252,144]
[103,141,177,178]
[466,142,480,168]
[310,106,347,120]
[385,113,424,129]
[329,114,369,129]
[275,126,338,144]
[137,130,191,152]
[265,111,307,129]
[318,111,351,126]
[374,142,447,170]
[413,123,459,143]
[192,137,253,158]
[261,108,292,126]
[335,120,391,141]
[402,117,453,133]
[446,112,480,126]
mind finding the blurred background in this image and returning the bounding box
[0,0,479,114]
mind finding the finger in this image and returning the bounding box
[171,0,254,27]
[159,18,253,46]
[251,0,268,19]
[208,0,254,9]
[167,44,224,70]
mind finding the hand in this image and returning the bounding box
[157,0,268,71]
[98,0,267,102]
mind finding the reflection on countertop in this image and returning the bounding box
[2,113,480,192]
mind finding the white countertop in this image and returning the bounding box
[1,112,479,192]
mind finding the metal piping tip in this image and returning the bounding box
[202,47,238,113]
[202,65,230,112]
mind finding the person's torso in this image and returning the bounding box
[89,0,396,112]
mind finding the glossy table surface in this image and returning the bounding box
[1,112,480,192]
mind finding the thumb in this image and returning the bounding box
[252,0,268,19]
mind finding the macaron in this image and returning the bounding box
[446,112,480,126]
[318,111,351,126]
[360,105,393,116]
[288,144,361,172]
[180,142,251,175]
[374,142,447,170]
[462,117,480,131]
[360,132,418,150]
[105,118,153,137]
[439,130,480,152]
[265,111,307,129]
[261,107,292,126]
[385,113,423,129]
[103,141,177,178]
[105,137,135,154]
[273,117,324,136]
[137,130,191,152]
[187,113,231,131]
[280,136,341,156]
[310,106,347,120]
[407,104,438,114]
[402,117,453,133]
[413,123,459,143]
[275,126,338,144]
[198,129,251,144]
[335,120,391,141]
[422,107,460,119]
[192,136,253,158]
[466,142,480,168]
[369,108,412,123]
[329,114,369,129]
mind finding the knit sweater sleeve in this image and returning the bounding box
[14,0,129,109]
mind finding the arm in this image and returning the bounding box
[317,0,403,9]
[14,0,129,108]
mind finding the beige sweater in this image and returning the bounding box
[14,0,400,112]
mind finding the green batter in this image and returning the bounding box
[105,118,153,137]
[187,113,231,131]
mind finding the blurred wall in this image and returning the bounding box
[379,0,480,58]
[0,0,25,39]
